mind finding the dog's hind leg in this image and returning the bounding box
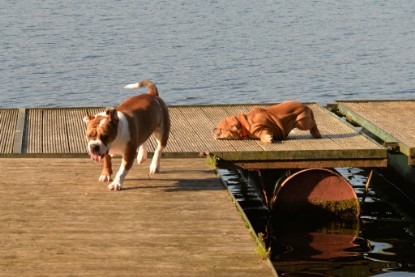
[296,108,322,138]
[149,105,170,174]
[297,119,321,138]
[149,139,163,174]
[137,142,147,164]
[149,126,169,174]
[310,124,322,138]
[308,109,321,138]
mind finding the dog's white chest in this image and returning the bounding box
[108,112,131,155]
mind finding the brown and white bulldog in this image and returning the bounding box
[83,80,170,190]
[213,101,321,143]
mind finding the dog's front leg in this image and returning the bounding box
[258,130,274,143]
[99,154,113,182]
[108,151,135,191]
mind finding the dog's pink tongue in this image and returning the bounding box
[90,153,102,162]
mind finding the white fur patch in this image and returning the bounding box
[110,163,129,190]
[99,118,107,128]
[88,139,108,157]
[124,83,139,89]
[107,111,131,156]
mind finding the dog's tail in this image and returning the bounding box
[124,80,159,96]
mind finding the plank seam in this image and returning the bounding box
[13,108,26,154]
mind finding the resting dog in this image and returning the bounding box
[213,101,321,143]
[83,80,170,190]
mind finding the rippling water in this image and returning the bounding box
[1,0,415,108]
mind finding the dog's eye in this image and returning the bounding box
[100,134,108,142]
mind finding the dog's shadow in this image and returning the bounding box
[123,172,224,192]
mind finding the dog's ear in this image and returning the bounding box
[83,115,95,124]
[106,108,119,124]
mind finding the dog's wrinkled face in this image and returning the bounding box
[213,116,242,140]
[83,109,119,162]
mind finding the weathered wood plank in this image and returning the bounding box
[65,109,89,153]
[27,109,42,153]
[0,109,18,154]
[12,108,26,154]
[168,107,204,153]
[337,100,415,164]
[0,158,275,277]
[0,104,387,168]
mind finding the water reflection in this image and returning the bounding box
[268,220,363,261]
[218,167,415,276]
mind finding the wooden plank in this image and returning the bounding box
[12,108,26,154]
[337,100,415,159]
[0,109,18,154]
[42,110,53,153]
[65,109,88,153]
[168,107,205,153]
[0,158,276,277]
[232,158,387,169]
[0,105,387,168]
[178,106,236,153]
[27,109,42,154]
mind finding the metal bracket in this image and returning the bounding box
[383,142,400,152]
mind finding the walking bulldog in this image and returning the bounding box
[213,101,321,143]
[83,80,170,190]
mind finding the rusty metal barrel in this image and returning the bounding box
[271,168,360,220]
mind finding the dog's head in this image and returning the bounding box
[213,116,242,140]
[83,108,119,162]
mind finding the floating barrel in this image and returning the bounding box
[271,168,360,220]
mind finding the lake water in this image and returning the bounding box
[1,0,415,108]
[220,167,415,276]
[2,1,415,276]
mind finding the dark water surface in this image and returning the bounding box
[219,167,415,276]
[1,0,415,108]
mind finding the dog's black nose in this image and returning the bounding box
[90,144,100,153]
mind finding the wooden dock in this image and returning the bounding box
[0,158,276,277]
[0,101,408,276]
[0,104,387,168]
[337,100,415,166]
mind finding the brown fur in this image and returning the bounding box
[84,80,170,190]
[213,101,321,143]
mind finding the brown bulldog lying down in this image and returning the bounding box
[213,101,321,143]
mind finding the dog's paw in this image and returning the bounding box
[311,127,322,139]
[149,163,160,175]
[107,181,122,191]
[260,134,273,143]
[99,174,112,182]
